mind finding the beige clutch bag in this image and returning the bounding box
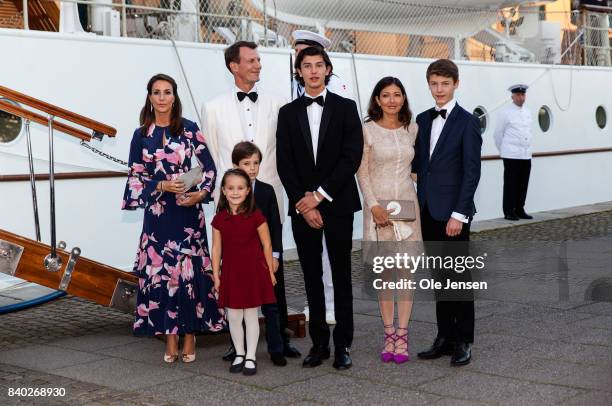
[378,200,416,221]
[177,166,203,190]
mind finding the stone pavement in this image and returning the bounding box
[1,207,612,405]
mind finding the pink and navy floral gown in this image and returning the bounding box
[121,118,225,336]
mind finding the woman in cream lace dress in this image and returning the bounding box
[357,77,421,364]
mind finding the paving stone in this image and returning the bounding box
[416,371,582,405]
[0,345,108,372]
[52,358,194,391]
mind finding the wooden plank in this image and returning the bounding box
[0,85,116,137]
[0,100,93,141]
[0,171,126,182]
[0,228,137,307]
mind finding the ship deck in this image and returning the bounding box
[1,204,612,405]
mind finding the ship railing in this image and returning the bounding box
[0,85,116,272]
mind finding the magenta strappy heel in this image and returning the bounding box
[381,324,395,363]
[394,327,410,364]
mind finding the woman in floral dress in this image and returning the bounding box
[122,73,224,363]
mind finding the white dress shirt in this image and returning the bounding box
[494,102,533,159]
[429,98,468,224]
[304,88,333,202]
[235,85,257,142]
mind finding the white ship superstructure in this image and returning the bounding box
[0,0,610,274]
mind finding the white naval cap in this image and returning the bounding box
[292,29,331,49]
[508,84,529,93]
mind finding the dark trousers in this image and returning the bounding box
[229,256,289,354]
[261,255,290,353]
[421,206,474,343]
[503,158,531,216]
[292,213,354,352]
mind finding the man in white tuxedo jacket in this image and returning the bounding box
[202,41,286,216]
[202,41,302,364]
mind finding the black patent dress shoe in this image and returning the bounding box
[243,359,257,376]
[302,346,330,368]
[222,344,236,362]
[504,213,519,221]
[417,337,454,359]
[332,350,352,370]
[450,342,472,366]
[270,352,287,366]
[516,211,533,220]
[283,343,302,358]
[229,355,245,373]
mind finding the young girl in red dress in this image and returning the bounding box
[211,168,277,376]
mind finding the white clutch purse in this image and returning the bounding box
[177,166,203,190]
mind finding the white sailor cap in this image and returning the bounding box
[292,29,331,49]
[508,84,529,93]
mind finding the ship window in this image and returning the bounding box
[596,106,606,129]
[472,106,487,134]
[538,106,552,132]
[0,99,22,144]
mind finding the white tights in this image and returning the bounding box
[227,307,259,368]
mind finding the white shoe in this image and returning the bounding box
[303,306,309,321]
[326,310,336,325]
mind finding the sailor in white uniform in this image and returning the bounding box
[494,84,534,221]
[290,29,351,324]
[291,30,351,101]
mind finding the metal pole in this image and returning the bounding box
[263,0,268,46]
[23,0,29,30]
[48,115,57,259]
[25,120,41,242]
[121,0,128,37]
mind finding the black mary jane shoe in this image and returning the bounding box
[229,355,245,373]
[243,359,257,376]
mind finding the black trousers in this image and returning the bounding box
[292,213,354,352]
[421,206,474,344]
[503,158,531,216]
[230,256,289,354]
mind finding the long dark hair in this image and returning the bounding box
[216,169,255,215]
[366,77,412,128]
[139,73,183,136]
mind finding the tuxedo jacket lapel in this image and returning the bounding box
[422,109,433,162]
[297,99,315,163]
[430,106,460,164]
[316,94,333,161]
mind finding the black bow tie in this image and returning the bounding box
[237,91,258,102]
[304,95,325,107]
[430,109,447,119]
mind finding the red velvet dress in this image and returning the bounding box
[212,209,276,309]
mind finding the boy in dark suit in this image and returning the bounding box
[412,59,482,366]
[276,46,363,370]
[221,141,301,366]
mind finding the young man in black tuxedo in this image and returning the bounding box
[222,141,301,366]
[276,46,363,370]
[412,59,482,366]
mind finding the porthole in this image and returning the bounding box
[0,99,23,144]
[538,105,552,133]
[472,106,487,134]
[596,106,607,129]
